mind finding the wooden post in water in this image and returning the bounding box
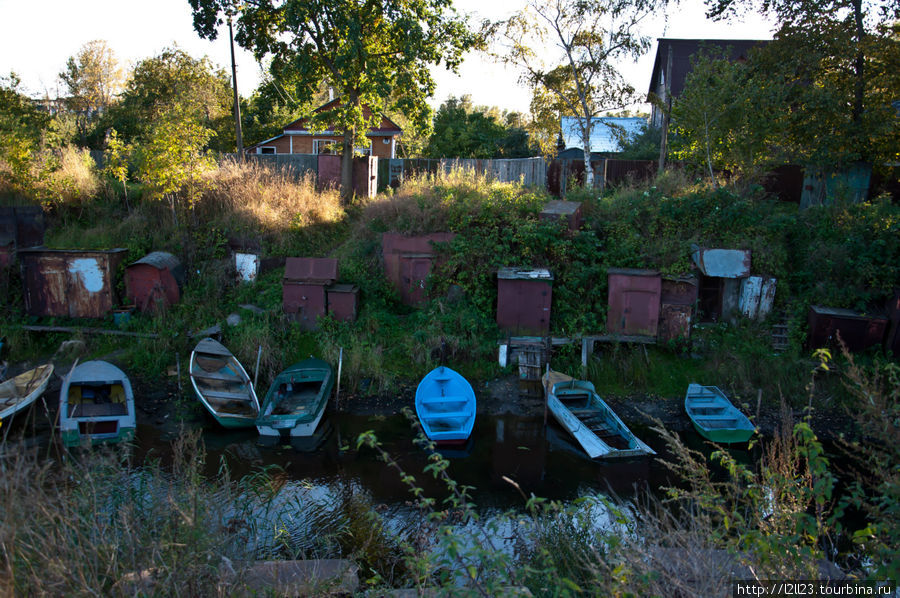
[335,347,343,405]
[543,363,550,427]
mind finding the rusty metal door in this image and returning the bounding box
[400,256,431,305]
[607,269,661,336]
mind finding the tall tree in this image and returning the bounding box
[188,0,474,200]
[105,47,232,150]
[704,0,900,168]
[495,0,669,188]
[59,41,124,116]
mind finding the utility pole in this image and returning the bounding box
[228,16,244,156]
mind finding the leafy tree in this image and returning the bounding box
[136,106,216,225]
[102,128,132,208]
[104,47,232,151]
[495,0,671,187]
[616,121,660,161]
[0,73,50,193]
[424,95,531,158]
[59,40,124,142]
[704,0,900,169]
[188,0,474,200]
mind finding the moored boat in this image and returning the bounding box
[256,358,333,438]
[684,383,755,443]
[189,338,260,429]
[415,365,476,444]
[60,361,135,447]
[0,364,54,423]
[543,370,654,459]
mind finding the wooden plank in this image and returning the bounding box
[192,371,243,383]
[23,325,158,339]
[200,388,253,401]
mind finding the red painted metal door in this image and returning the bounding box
[607,270,661,336]
[400,257,431,305]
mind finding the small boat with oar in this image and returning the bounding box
[415,365,476,445]
[684,383,754,443]
[0,363,54,423]
[543,369,654,459]
[189,338,259,429]
[256,358,333,438]
[59,360,136,447]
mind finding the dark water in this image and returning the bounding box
[134,411,739,510]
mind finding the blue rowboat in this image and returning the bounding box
[415,365,476,444]
[256,358,333,438]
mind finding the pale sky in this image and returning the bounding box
[0,0,774,114]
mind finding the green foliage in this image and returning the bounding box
[0,73,50,194]
[191,0,475,197]
[616,122,661,160]
[424,95,532,159]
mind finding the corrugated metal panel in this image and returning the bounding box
[740,276,777,320]
[661,275,698,305]
[284,257,338,284]
[658,304,692,343]
[691,247,751,278]
[497,267,554,281]
[807,305,888,352]
[18,248,127,318]
[607,269,661,336]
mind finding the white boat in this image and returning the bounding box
[0,364,54,422]
[60,361,135,447]
[189,338,260,429]
[543,370,654,459]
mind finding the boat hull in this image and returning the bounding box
[684,383,755,444]
[256,358,333,438]
[0,364,54,422]
[59,361,136,448]
[415,366,476,443]
[543,370,654,459]
[190,338,260,429]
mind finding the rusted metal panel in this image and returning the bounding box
[539,200,583,231]
[327,284,359,322]
[283,282,328,330]
[235,252,260,283]
[496,268,554,335]
[125,251,184,312]
[607,268,661,336]
[351,156,378,199]
[691,246,751,278]
[284,258,338,284]
[317,155,342,191]
[661,275,698,305]
[807,305,888,352]
[381,233,456,306]
[18,248,126,318]
[658,303,692,343]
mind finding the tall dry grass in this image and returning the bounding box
[200,158,344,235]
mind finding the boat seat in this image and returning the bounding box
[420,395,467,406]
[422,410,471,421]
[202,389,254,401]
[193,371,243,383]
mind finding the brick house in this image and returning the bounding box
[246,99,403,159]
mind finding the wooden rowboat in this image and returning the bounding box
[189,338,260,429]
[684,383,754,443]
[256,358,333,438]
[60,360,135,447]
[415,365,476,444]
[0,364,54,423]
[543,370,654,459]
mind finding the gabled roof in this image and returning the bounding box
[647,38,769,99]
[561,116,647,153]
[282,99,403,136]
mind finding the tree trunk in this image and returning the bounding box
[704,113,717,189]
[340,129,355,203]
[581,118,594,189]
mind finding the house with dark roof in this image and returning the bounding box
[647,38,769,128]
[246,99,403,159]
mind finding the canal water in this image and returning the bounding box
[134,411,737,511]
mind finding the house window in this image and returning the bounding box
[313,139,334,154]
[354,144,371,156]
[258,147,276,155]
